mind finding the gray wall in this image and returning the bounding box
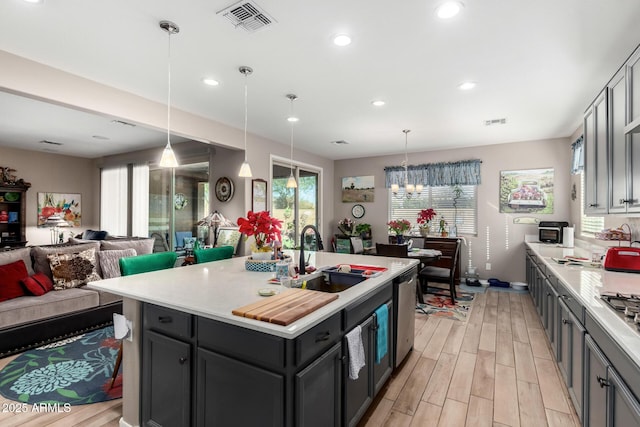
[335,137,573,282]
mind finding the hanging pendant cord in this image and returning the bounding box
[244,75,248,162]
[166,29,172,146]
[290,99,294,172]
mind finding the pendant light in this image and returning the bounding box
[238,66,253,178]
[392,129,422,198]
[159,20,179,168]
[286,94,298,188]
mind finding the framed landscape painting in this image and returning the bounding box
[499,168,554,214]
[37,192,82,227]
[342,175,375,202]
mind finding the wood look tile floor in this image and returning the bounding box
[360,290,581,427]
[0,290,579,427]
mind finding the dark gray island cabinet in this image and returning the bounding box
[141,283,395,427]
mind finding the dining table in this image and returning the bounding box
[407,248,442,269]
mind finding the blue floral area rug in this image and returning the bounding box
[417,288,474,321]
[0,326,122,405]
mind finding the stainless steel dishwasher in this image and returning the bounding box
[393,267,417,367]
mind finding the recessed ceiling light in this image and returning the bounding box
[287,116,299,123]
[202,77,219,86]
[371,100,386,107]
[436,1,464,19]
[333,34,352,47]
[23,0,44,3]
[458,81,476,90]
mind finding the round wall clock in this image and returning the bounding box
[351,204,365,219]
[215,177,234,202]
[174,193,187,210]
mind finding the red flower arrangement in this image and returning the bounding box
[387,219,411,235]
[417,208,437,226]
[237,211,283,252]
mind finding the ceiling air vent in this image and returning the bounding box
[39,140,63,146]
[217,1,276,33]
[330,140,349,145]
[111,119,136,127]
[484,118,507,126]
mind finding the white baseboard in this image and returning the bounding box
[119,417,138,427]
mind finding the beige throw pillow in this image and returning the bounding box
[99,248,136,279]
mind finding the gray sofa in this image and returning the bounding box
[0,237,155,357]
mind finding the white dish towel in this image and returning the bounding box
[345,325,366,380]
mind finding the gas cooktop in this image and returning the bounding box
[601,293,640,332]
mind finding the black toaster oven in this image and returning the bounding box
[538,221,569,244]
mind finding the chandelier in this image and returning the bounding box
[391,129,423,198]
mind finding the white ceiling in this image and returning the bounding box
[1,0,639,160]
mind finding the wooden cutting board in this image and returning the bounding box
[232,288,339,326]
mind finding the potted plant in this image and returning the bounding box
[387,219,411,244]
[438,216,448,237]
[355,223,371,240]
[416,208,437,237]
[237,210,282,260]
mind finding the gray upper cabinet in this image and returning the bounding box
[584,90,609,215]
[609,68,629,213]
[626,49,640,213]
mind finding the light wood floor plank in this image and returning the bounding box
[497,293,512,312]
[409,401,442,427]
[478,323,497,352]
[437,399,468,427]
[446,351,477,403]
[362,397,395,427]
[545,408,580,427]
[422,352,458,406]
[517,380,548,427]
[513,341,538,384]
[460,323,482,354]
[415,317,441,352]
[534,358,570,414]
[512,319,530,344]
[384,350,422,401]
[493,364,520,427]
[497,308,512,334]
[528,328,553,360]
[382,410,413,427]
[423,319,454,360]
[466,395,494,427]
[484,304,498,325]
[393,357,437,415]
[496,331,515,367]
[442,322,467,355]
[471,349,495,400]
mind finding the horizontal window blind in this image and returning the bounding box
[389,185,477,235]
[580,172,604,234]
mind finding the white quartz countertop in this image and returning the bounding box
[525,241,640,368]
[87,251,419,339]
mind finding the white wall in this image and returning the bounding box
[335,138,573,282]
[0,146,99,245]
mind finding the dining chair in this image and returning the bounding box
[194,245,234,263]
[375,243,408,258]
[417,239,462,302]
[111,251,178,388]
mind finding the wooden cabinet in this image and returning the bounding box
[584,90,609,215]
[0,184,29,247]
[608,68,630,213]
[542,275,559,357]
[557,298,585,421]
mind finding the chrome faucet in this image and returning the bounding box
[299,225,324,273]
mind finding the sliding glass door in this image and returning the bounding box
[272,162,320,249]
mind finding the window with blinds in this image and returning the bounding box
[389,185,478,235]
[580,172,604,234]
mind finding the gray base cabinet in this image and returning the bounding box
[295,342,342,427]
[526,248,640,427]
[197,348,284,426]
[141,278,400,427]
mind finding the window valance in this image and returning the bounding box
[384,159,482,188]
[571,135,584,175]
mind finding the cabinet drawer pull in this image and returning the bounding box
[560,295,571,301]
[315,332,331,342]
[158,316,173,323]
[179,357,187,365]
[597,376,610,388]
[589,203,598,207]
[546,292,551,297]
[562,319,572,325]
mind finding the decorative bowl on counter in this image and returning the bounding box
[245,255,291,272]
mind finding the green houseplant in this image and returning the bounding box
[355,223,371,240]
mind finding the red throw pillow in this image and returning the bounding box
[21,272,54,296]
[0,260,29,302]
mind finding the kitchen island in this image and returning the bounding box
[88,251,418,427]
[525,242,640,426]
